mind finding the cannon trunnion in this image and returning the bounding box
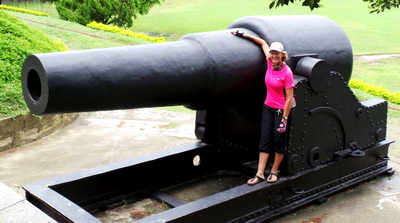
[22,15,394,222]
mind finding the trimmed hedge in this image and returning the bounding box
[0,5,49,17]
[87,21,166,43]
[349,79,400,104]
[0,10,68,116]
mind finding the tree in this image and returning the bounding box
[41,0,163,28]
[363,0,400,13]
[269,0,400,13]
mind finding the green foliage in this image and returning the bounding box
[0,83,27,116]
[269,0,399,13]
[349,79,400,104]
[0,5,50,17]
[363,0,400,13]
[143,204,155,215]
[269,0,322,10]
[87,21,165,43]
[52,0,163,28]
[0,10,68,116]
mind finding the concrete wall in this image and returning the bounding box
[0,113,79,152]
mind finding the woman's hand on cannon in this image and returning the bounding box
[231,30,245,37]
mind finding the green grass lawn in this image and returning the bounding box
[353,57,400,93]
[129,0,400,55]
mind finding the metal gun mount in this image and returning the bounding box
[21,15,394,222]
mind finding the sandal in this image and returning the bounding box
[247,175,265,185]
[267,172,278,183]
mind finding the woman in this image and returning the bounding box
[231,30,295,184]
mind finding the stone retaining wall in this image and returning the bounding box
[0,113,78,152]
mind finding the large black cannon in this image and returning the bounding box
[22,15,394,222]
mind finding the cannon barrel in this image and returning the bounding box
[21,15,352,115]
[21,30,266,115]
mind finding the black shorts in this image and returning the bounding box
[258,105,293,155]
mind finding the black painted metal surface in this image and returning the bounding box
[22,15,394,223]
[21,31,265,115]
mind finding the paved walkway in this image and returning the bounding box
[0,182,56,223]
[1,108,399,222]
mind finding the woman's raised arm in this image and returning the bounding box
[231,30,270,56]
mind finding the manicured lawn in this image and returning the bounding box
[129,0,400,55]
[353,57,400,93]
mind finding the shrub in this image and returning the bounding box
[349,79,400,105]
[87,21,165,43]
[52,0,162,28]
[0,5,49,17]
[0,10,68,116]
